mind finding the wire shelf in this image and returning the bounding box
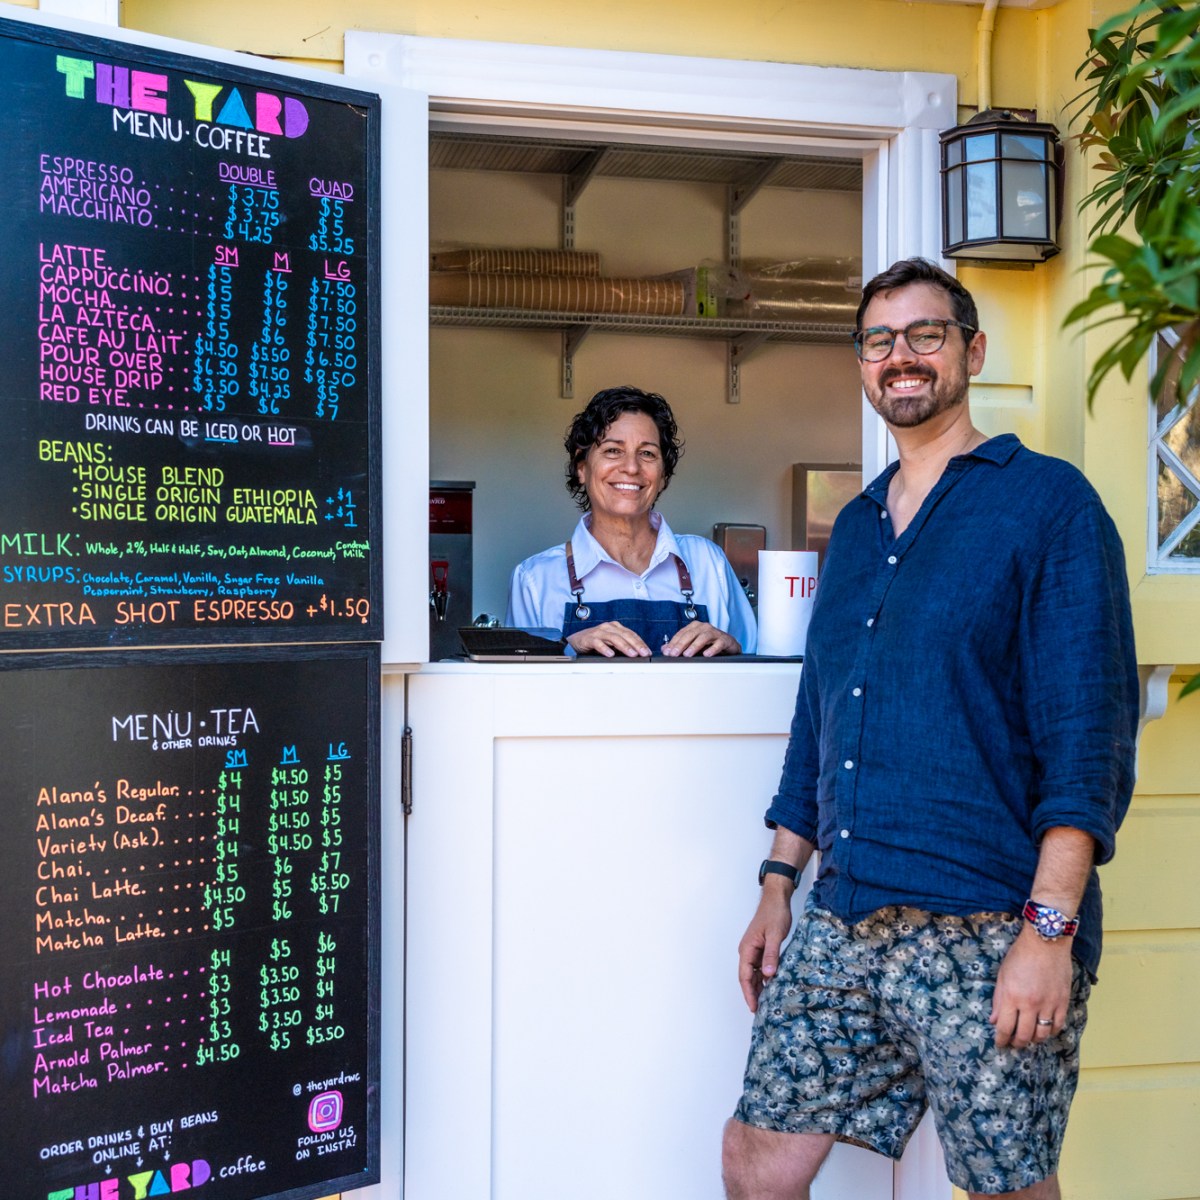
[430,306,854,345]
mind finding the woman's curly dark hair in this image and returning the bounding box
[564,386,683,512]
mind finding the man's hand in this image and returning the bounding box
[737,885,795,1012]
[738,832,813,1012]
[989,925,1073,1048]
[566,621,651,657]
[662,621,741,658]
[990,825,1094,1048]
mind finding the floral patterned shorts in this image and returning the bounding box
[733,902,1091,1195]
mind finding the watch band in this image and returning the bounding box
[1022,899,1079,940]
[758,859,802,888]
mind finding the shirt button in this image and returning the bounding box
[840,829,850,839]
[843,759,854,770]
[866,618,874,627]
[852,687,862,697]
[880,511,887,519]
[887,555,897,565]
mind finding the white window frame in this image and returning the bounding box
[345,33,956,487]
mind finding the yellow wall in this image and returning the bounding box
[110,0,1200,662]
[119,0,1038,112]
[1064,675,1200,1199]
[41,1,1195,1197]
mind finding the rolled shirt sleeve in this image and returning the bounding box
[1018,497,1139,864]
[765,667,820,842]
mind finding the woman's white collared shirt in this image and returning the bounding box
[505,511,757,653]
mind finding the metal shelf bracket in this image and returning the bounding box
[562,324,593,399]
[562,148,611,250]
[727,159,782,265]
[727,332,770,405]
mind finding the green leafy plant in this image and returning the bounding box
[1065,1,1200,410]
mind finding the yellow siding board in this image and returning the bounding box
[1102,806,1200,930]
[1084,934,1200,1067]
[1136,679,1200,793]
[1060,1068,1200,1200]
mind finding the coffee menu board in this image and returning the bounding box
[0,17,381,647]
[0,646,381,1200]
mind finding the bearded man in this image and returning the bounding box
[722,258,1139,1200]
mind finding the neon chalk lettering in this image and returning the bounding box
[57,56,309,138]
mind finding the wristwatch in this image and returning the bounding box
[1022,899,1080,941]
[758,859,802,888]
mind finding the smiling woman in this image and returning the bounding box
[505,386,757,657]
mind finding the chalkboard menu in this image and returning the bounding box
[0,17,381,647]
[0,646,381,1200]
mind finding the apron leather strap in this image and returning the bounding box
[566,539,696,619]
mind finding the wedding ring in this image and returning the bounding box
[1036,1018,1053,1027]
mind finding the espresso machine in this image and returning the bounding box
[429,481,474,659]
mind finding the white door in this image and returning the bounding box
[489,736,892,1200]
[401,665,901,1200]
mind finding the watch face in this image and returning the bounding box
[1025,901,1076,939]
[1037,910,1067,937]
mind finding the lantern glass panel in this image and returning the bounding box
[965,162,998,240]
[1001,162,1049,240]
[946,166,964,246]
[945,137,963,167]
[964,133,995,162]
[1001,133,1047,162]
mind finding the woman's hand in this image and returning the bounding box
[662,621,741,658]
[566,621,652,658]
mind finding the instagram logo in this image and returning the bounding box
[308,1090,344,1132]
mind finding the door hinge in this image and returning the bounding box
[401,725,413,816]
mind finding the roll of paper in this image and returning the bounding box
[428,271,687,315]
[756,550,819,658]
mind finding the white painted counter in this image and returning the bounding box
[371,661,947,1200]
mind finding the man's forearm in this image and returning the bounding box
[761,827,816,895]
[1028,825,1095,915]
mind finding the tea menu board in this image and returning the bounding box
[0,17,381,647]
[0,646,381,1200]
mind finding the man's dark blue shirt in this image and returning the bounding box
[766,434,1139,978]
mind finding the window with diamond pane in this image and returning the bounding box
[1152,329,1200,567]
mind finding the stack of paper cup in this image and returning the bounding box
[756,550,819,657]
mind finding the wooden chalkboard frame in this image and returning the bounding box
[0,643,382,1200]
[0,14,384,648]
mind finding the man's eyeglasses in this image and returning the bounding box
[852,319,977,363]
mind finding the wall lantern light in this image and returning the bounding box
[940,109,1064,264]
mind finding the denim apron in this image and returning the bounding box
[560,539,708,654]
